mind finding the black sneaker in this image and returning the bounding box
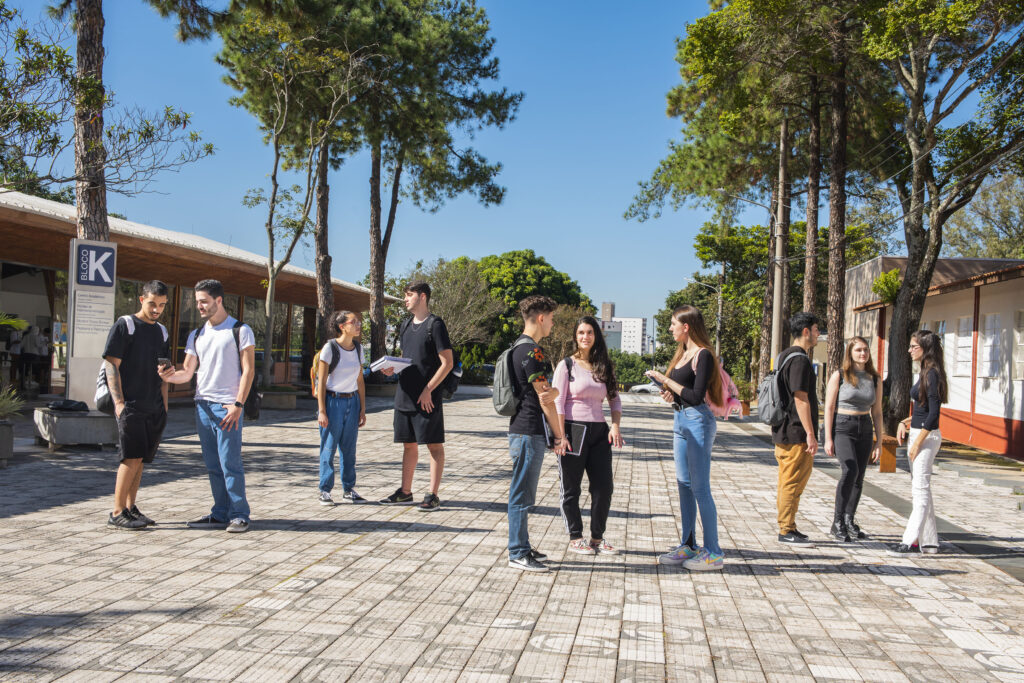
[187,515,229,529]
[226,519,250,534]
[378,487,414,505]
[778,532,814,547]
[791,529,809,540]
[130,505,156,526]
[108,510,147,530]
[318,490,335,506]
[342,489,366,503]
[418,493,441,511]
[888,543,917,556]
[529,548,548,561]
[509,554,549,572]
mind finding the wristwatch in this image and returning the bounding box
[234,401,243,408]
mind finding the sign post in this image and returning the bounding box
[66,239,117,406]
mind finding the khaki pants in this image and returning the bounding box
[775,442,814,534]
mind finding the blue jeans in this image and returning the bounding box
[673,404,721,555]
[196,400,250,522]
[508,434,546,560]
[319,394,360,492]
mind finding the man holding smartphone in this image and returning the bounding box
[103,280,171,530]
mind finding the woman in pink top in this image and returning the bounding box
[551,315,625,555]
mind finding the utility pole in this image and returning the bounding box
[770,117,789,365]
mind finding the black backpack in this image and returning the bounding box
[399,314,461,399]
[192,320,262,420]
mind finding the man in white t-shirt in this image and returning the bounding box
[160,279,256,533]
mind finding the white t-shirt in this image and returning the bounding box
[319,340,361,394]
[185,316,256,404]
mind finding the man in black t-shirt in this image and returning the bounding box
[771,312,821,546]
[378,281,453,511]
[507,295,565,572]
[102,280,171,530]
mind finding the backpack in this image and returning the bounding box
[191,320,262,420]
[95,316,168,415]
[399,314,461,400]
[492,337,535,416]
[310,339,362,397]
[695,353,742,419]
[756,351,800,426]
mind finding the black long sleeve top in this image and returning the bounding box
[668,348,713,408]
[910,368,941,431]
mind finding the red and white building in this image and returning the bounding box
[845,256,1024,460]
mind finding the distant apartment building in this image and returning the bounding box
[600,320,622,351]
[613,316,648,355]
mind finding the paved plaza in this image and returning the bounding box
[2,395,1024,682]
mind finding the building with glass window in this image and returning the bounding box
[0,190,384,397]
[845,256,1024,460]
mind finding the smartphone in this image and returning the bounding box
[646,373,663,388]
[158,357,172,371]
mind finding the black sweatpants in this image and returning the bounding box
[833,413,873,519]
[557,420,613,540]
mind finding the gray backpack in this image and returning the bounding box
[756,351,800,426]
[492,337,535,416]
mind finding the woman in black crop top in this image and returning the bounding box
[645,306,725,571]
[889,330,948,557]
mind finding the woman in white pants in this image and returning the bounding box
[889,330,947,556]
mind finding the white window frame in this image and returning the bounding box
[955,316,973,377]
[978,313,1000,379]
[1015,310,1024,380]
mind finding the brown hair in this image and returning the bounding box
[404,280,431,302]
[518,295,558,322]
[912,329,948,405]
[329,310,359,336]
[841,336,879,386]
[666,305,722,406]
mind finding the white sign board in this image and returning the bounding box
[67,238,117,406]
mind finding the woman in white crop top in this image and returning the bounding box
[316,310,367,505]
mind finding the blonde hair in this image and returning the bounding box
[841,336,879,386]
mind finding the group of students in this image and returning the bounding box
[102,278,949,572]
[5,323,52,389]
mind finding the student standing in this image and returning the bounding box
[771,312,821,547]
[378,281,454,511]
[551,315,624,555]
[316,310,367,505]
[647,306,725,571]
[160,279,256,533]
[103,280,170,530]
[507,295,564,572]
[889,330,948,556]
[823,337,882,542]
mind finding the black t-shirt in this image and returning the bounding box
[102,315,169,413]
[509,335,552,436]
[395,314,452,413]
[771,345,819,445]
[668,348,714,408]
[910,368,941,430]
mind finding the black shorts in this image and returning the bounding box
[393,405,445,445]
[117,406,167,464]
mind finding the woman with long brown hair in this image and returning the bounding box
[823,337,882,542]
[646,305,725,571]
[889,330,948,556]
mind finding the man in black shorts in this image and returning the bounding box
[103,280,171,530]
[378,281,454,510]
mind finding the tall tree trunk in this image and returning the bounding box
[262,274,277,388]
[368,139,385,364]
[758,186,777,382]
[314,142,333,347]
[804,80,821,314]
[826,30,849,379]
[75,0,109,241]
[780,147,792,326]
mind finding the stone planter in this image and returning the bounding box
[260,392,297,410]
[0,419,12,467]
[879,435,899,473]
[34,408,118,453]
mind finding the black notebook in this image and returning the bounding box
[543,419,588,455]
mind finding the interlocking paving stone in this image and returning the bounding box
[1,396,1024,681]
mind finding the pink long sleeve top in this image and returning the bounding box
[551,359,622,422]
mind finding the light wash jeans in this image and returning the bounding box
[507,434,546,560]
[673,404,721,555]
[901,428,941,547]
[318,394,360,493]
[196,400,250,523]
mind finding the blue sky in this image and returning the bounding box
[20,1,741,336]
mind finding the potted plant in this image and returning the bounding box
[735,380,754,416]
[0,384,23,465]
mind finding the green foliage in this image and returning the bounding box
[358,271,405,354]
[407,256,505,347]
[0,311,27,331]
[942,173,1024,258]
[608,348,652,385]
[477,249,594,354]
[872,268,902,305]
[0,383,23,420]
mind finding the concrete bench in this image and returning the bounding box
[34,407,118,453]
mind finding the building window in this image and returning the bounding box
[978,313,1000,378]
[932,320,946,336]
[954,316,972,377]
[1015,310,1024,380]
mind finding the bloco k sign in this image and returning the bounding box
[75,242,116,287]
